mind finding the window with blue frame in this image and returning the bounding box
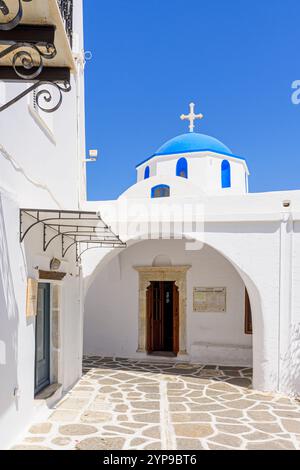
[151,184,170,198]
[144,166,150,179]
[176,157,188,178]
[221,160,231,188]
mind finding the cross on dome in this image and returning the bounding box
[180,102,203,133]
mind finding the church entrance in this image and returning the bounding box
[146,281,179,355]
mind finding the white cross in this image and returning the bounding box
[180,102,203,133]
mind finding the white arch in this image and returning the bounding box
[82,232,275,391]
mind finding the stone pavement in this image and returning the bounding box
[12,357,300,450]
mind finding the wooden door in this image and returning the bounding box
[146,283,153,353]
[146,281,179,354]
[245,288,253,334]
[173,283,179,354]
[152,281,164,351]
[147,282,163,351]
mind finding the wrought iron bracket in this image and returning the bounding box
[0,79,71,113]
[0,25,57,79]
[20,209,126,263]
[43,224,115,251]
[0,2,74,112]
[75,242,126,263]
[0,0,32,31]
[0,41,57,80]
[0,1,9,17]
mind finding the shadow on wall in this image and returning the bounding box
[282,323,300,397]
[0,195,19,422]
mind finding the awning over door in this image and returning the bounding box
[20,208,126,262]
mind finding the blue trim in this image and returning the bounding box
[144,166,150,179]
[151,184,170,198]
[221,160,231,188]
[176,157,188,178]
[136,149,246,168]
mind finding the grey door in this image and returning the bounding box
[35,283,50,395]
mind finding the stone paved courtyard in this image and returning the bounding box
[12,356,300,450]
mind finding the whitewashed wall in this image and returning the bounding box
[82,189,300,397]
[83,239,251,360]
[0,0,85,449]
[136,151,248,195]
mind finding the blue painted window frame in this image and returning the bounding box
[221,160,231,188]
[144,166,150,179]
[151,184,170,198]
[176,157,188,178]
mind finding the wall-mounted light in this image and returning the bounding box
[83,149,98,163]
[50,257,61,271]
[282,200,291,208]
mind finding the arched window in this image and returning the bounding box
[221,160,231,188]
[151,184,170,198]
[176,157,188,178]
[144,166,150,179]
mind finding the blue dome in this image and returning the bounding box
[154,132,232,156]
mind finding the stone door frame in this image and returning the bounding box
[134,266,191,356]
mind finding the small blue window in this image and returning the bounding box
[221,160,231,188]
[176,157,188,178]
[151,184,170,198]
[144,166,150,179]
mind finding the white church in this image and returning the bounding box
[83,102,300,401]
[0,0,300,451]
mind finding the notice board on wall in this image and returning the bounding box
[193,287,226,312]
[26,278,38,318]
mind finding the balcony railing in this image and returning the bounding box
[57,0,73,48]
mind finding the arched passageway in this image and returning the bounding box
[83,238,263,387]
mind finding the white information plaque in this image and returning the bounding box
[193,287,226,312]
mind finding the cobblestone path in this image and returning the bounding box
[12,356,300,450]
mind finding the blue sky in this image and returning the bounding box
[84,0,300,200]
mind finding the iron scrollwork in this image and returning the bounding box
[0,0,32,31]
[0,1,10,16]
[0,41,57,79]
[0,79,71,113]
[0,1,73,113]
[0,1,57,81]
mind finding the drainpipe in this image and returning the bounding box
[75,56,86,208]
[72,22,87,209]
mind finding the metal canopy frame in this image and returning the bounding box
[20,209,126,262]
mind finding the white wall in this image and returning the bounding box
[136,152,248,195]
[0,6,86,209]
[0,1,86,449]
[187,245,250,348]
[0,193,83,449]
[84,240,251,360]
[119,175,205,199]
[82,189,300,396]
[288,219,300,395]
